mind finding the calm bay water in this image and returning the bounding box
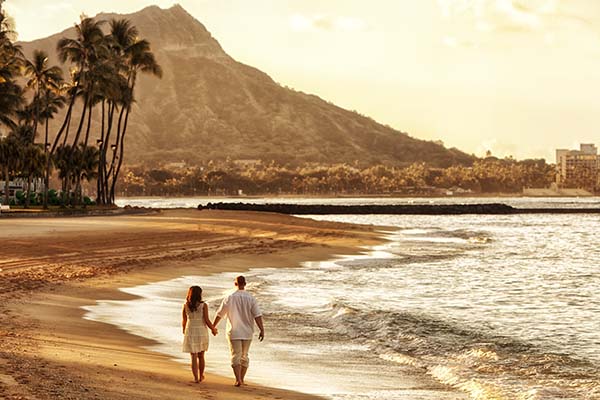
[87,198,600,399]
[115,195,600,209]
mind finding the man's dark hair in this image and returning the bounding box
[235,276,246,286]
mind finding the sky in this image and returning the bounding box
[5,0,600,161]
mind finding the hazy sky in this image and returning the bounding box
[5,0,600,161]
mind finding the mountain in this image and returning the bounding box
[19,4,474,167]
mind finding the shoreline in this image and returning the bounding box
[116,193,598,199]
[0,209,393,400]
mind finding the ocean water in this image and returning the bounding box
[84,211,600,399]
[115,195,600,209]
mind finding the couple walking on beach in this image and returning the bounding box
[182,275,265,387]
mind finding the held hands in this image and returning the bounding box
[211,327,218,336]
[258,329,265,342]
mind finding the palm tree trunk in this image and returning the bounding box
[25,174,32,208]
[44,93,77,209]
[75,174,82,207]
[62,112,72,146]
[71,95,89,148]
[3,166,9,206]
[101,102,116,204]
[107,105,125,178]
[106,105,125,202]
[64,174,72,207]
[83,101,93,147]
[66,97,90,202]
[32,83,40,142]
[44,116,49,150]
[97,100,105,204]
[110,105,131,203]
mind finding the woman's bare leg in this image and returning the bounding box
[198,352,206,381]
[190,353,199,382]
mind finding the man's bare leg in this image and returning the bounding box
[232,365,242,386]
[240,366,248,385]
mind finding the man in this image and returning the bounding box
[213,275,265,387]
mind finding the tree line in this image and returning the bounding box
[117,158,555,197]
[0,1,161,207]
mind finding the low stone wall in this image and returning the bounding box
[199,202,600,215]
[199,202,517,215]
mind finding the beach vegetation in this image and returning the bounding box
[115,158,556,197]
[0,2,161,208]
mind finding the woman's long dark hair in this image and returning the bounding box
[186,286,203,312]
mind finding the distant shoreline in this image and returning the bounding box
[115,192,598,199]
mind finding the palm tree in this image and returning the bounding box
[20,143,45,208]
[0,6,23,130]
[94,64,128,205]
[0,134,21,205]
[41,16,161,207]
[53,144,73,206]
[43,79,74,208]
[72,143,98,205]
[23,50,63,142]
[57,17,106,148]
[106,18,162,203]
[43,17,105,209]
[40,90,66,151]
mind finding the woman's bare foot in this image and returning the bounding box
[199,375,205,382]
[234,381,241,387]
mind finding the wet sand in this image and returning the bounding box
[0,209,383,400]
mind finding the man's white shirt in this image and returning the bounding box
[216,290,262,340]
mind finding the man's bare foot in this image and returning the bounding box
[199,375,205,382]
[234,381,241,387]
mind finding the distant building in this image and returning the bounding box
[556,144,600,191]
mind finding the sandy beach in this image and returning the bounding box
[0,209,383,400]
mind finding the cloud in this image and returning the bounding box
[43,2,76,12]
[290,14,367,33]
[438,0,600,49]
[438,0,548,32]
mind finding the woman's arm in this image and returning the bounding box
[182,305,187,334]
[203,303,218,335]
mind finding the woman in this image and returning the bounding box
[182,285,218,383]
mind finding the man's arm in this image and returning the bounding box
[255,316,264,341]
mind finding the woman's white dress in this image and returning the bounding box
[182,302,209,353]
